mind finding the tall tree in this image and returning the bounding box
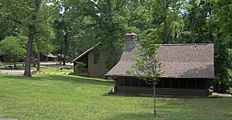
[58,0,128,68]
[24,0,41,77]
[181,0,232,91]
[211,0,232,91]
[150,0,181,44]
[34,1,56,71]
[1,0,56,76]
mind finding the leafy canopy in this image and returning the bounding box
[0,36,26,62]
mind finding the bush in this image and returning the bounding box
[74,62,86,73]
[226,87,232,95]
[0,36,26,69]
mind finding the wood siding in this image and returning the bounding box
[88,50,108,77]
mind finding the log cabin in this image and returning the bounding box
[106,33,215,97]
[72,43,108,77]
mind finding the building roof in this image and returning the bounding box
[106,44,215,79]
[72,42,101,62]
[45,53,57,58]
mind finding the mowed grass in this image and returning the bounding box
[35,67,73,73]
[0,74,231,120]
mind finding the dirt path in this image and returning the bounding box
[211,92,232,98]
[40,62,73,68]
[0,70,36,75]
[0,70,25,75]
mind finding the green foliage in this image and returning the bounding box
[0,36,26,62]
[0,18,21,40]
[131,47,162,83]
[130,29,162,84]
[34,1,56,54]
[183,0,213,43]
[226,87,232,95]
[181,0,232,91]
[140,29,162,55]
[74,62,86,72]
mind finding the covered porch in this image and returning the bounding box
[114,76,211,97]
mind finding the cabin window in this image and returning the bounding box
[140,79,148,87]
[125,79,131,86]
[188,79,196,89]
[94,48,100,64]
[163,79,171,88]
[180,80,188,89]
[117,79,124,86]
[132,79,140,87]
[171,79,179,88]
[139,79,153,87]
[196,80,205,89]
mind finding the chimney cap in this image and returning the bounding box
[125,32,137,36]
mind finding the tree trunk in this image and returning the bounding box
[63,26,68,65]
[36,52,40,72]
[163,17,168,44]
[163,0,169,44]
[24,25,34,77]
[153,82,156,117]
[173,26,177,43]
[24,0,41,77]
[13,62,17,70]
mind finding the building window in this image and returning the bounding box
[139,79,153,87]
[180,80,188,89]
[125,79,131,86]
[163,79,171,88]
[188,79,196,89]
[196,80,205,89]
[131,78,140,87]
[118,79,124,86]
[139,79,146,87]
[94,48,100,64]
[172,79,179,88]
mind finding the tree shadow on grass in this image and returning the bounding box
[0,74,114,86]
[106,113,163,120]
[44,75,114,86]
[102,93,152,98]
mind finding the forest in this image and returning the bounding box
[0,0,231,92]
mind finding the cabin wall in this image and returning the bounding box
[88,51,108,77]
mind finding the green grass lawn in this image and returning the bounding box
[34,67,73,73]
[0,74,231,120]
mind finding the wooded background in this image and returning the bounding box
[0,0,231,91]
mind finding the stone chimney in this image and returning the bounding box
[125,32,137,51]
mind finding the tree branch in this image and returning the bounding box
[5,17,22,25]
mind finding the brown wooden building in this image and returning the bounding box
[40,53,58,62]
[106,33,215,97]
[72,43,108,77]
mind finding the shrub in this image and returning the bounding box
[226,87,232,95]
[74,62,86,73]
[0,36,26,69]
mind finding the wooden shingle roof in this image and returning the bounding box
[72,42,101,62]
[106,44,215,78]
